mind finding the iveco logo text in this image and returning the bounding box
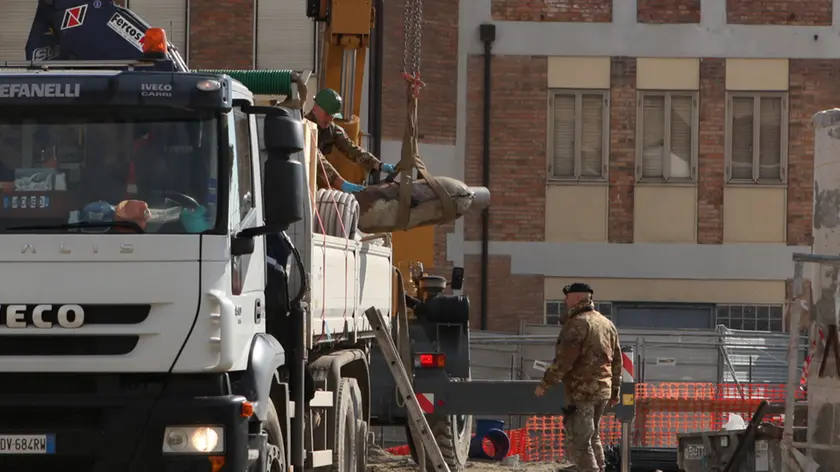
[0,83,80,99]
[141,83,172,97]
[2,304,85,329]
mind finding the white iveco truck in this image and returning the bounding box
[0,1,419,471]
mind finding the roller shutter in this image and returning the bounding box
[126,0,188,59]
[0,1,38,60]
[256,0,315,71]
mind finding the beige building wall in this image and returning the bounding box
[545,57,610,242]
[634,186,697,243]
[633,58,699,243]
[723,187,787,243]
[725,59,789,91]
[545,186,608,242]
[722,59,789,243]
[544,277,786,305]
[547,57,611,89]
[637,58,700,90]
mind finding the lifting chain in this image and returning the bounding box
[391,0,457,230]
[402,0,423,80]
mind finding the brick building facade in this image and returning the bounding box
[184,0,832,333]
[414,0,832,332]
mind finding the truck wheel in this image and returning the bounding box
[346,380,368,472]
[406,380,473,471]
[264,400,287,472]
[407,414,473,471]
[331,378,360,472]
[356,419,369,472]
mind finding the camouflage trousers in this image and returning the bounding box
[563,400,608,472]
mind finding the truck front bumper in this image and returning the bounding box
[0,374,253,472]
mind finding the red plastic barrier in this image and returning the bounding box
[384,382,798,462]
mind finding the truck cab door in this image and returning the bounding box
[227,106,266,330]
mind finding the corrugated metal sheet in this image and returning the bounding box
[719,327,807,384]
[624,328,721,383]
[0,0,37,60]
[255,0,315,70]
[469,331,521,380]
[520,325,722,382]
[474,324,809,385]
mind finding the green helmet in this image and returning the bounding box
[314,88,344,119]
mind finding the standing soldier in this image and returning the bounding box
[305,88,396,193]
[535,283,621,472]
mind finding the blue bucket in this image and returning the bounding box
[469,419,511,461]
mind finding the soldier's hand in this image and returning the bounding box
[609,395,619,406]
[534,384,546,397]
[340,181,365,193]
[381,163,396,173]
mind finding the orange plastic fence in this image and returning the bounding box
[385,382,801,462]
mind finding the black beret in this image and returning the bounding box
[563,283,594,295]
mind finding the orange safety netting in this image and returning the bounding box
[385,382,802,462]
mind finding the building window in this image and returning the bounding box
[725,92,788,184]
[636,91,698,182]
[548,90,610,181]
[716,304,784,332]
[545,300,613,325]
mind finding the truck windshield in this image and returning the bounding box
[0,107,220,234]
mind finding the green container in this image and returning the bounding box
[193,69,295,96]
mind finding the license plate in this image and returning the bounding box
[0,435,55,454]
[684,444,704,460]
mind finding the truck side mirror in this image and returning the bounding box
[264,109,305,154]
[263,158,304,230]
[262,107,305,230]
[451,267,464,291]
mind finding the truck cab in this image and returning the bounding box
[0,61,305,471]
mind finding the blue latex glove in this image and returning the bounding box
[381,163,396,173]
[341,181,365,193]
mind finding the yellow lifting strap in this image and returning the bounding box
[393,75,457,230]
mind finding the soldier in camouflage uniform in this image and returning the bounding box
[306,88,396,193]
[535,283,622,472]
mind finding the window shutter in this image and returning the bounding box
[552,94,576,177]
[731,97,754,180]
[669,95,693,179]
[580,94,604,178]
[641,95,665,179]
[758,97,782,181]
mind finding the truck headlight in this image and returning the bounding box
[162,426,224,454]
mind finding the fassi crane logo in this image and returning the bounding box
[61,4,88,30]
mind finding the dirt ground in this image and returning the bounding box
[367,445,564,472]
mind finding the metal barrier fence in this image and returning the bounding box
[387,382,800,462]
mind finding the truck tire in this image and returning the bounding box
[346,381,368,472]
[263,400,287,472]
[406,379,473,471]
[331,378,360,472]
[356,419,369,472]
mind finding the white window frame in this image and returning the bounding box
[724,92,789,184]
[547,89,610,182]
[635,91,699,183]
